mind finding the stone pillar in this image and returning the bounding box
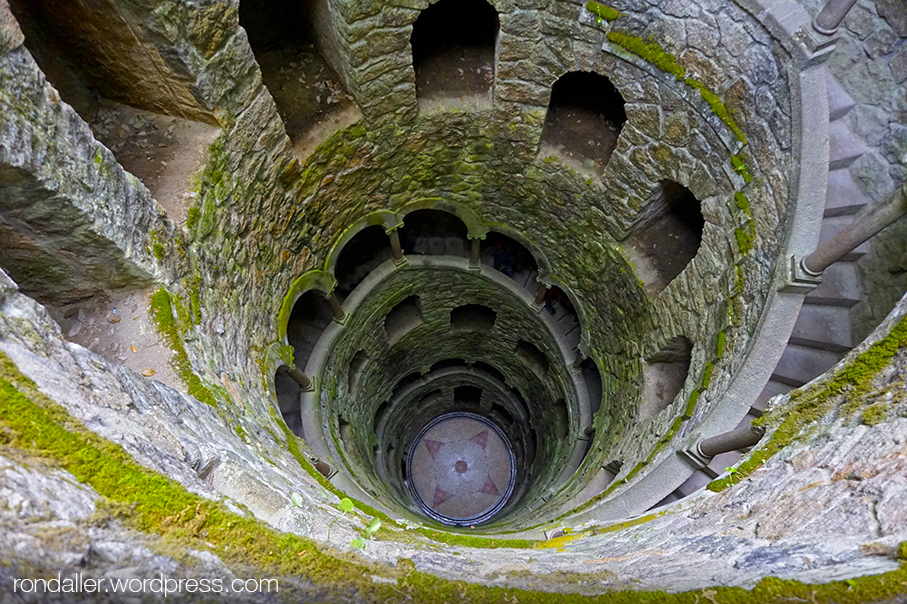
[813,0,860,35]
[803,185,907,274]
[325,292,346,323]
[697,425,765,459]
[387,227,404,263]
[534,284,548,306]
[468,237,481,268]
[278,364,312,390]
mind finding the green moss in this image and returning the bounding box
[414,529,537,549]
[687,80,748,145]
[3,351,906,603]
[860,403,888,426]
[186,206,201,232]
[731,155,752,183]
[709,315,907,492]
[586,1,621,21]
[701,362,714,389]
[684,390,700,418]
[606,32,686,81]
[149,288,217,406]
[734,191,751,215]
[606,32,747,146]
[152,242,165,260]
[716,331,727,360]
[734,223,755,255]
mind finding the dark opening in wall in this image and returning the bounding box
[450,304,497,333]
[554,399,569,439]
[392,372,424,399]
[385,296,424,346]
[454,385,482,406]
[410,0,498,107]
[430,358,468,372]
[639,336,693,420]
[538,71,627,176]
[335,226,392,297]
[399,209,468,257]
[474,361,506,384]
[515,340,549,378]
[373,401,390,433]
[8,0,220,224]
[348,350,368,397]
[542,286,581,348]
[239,0,359,157]
[287,290,335,369]
[581,358,603,416]
[274,369,303,436]
[492,403,514,426]
[624,181,705,295]
[481,232,538,287]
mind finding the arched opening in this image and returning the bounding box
[430,358,468,373]
[624,181,705,295]
[399,209,468,257]
[639,336,693,420]
[554,399,569,439]
[542,286,581,348]
[7,0,219,223]
[473,362,506,384]
[480,232,538,287]
[450,304,497,333]
[239,0,359,156]
[515,340,549,378]
[538,71,627,175]
[274,369,303,436]
[410,0,499,108]
[385,296,424,346]
[286,290,335,369]
[348,350,369,397]
[454,385,483,406]
[373,401,390,433]
[581,358,603,416]
[334,225,392,297]
[492,403,514,426]
[392,372,423,399]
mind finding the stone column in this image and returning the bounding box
[325,292,346,323]
[534,284,548,306]
[278,365,312,391]
[388,228,404,262]
[813,0,860,35]
[697,425,765,459]
[803,185,907,274]
[468,237,481,268]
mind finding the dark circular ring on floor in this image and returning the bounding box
[406,412,516,526]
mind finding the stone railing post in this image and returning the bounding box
[783,185,907,293]
[803,185,907,275]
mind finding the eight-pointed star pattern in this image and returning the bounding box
[410,416,513,521]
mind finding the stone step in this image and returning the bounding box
[817,215,870,262]
[754,379,793,413]
[804,262,862,307]
[789,304,854,352]
[826,70,856,122]
[829,120,870,171]
[824,169,870,217]
[772,344,845,388]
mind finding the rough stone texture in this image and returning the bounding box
[0,47,160,303]
[1,269,905,596]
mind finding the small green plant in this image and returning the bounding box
[290,492,304,507]
[327,497,354,540]
[351,517,381,550]
[723,466,739,488]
